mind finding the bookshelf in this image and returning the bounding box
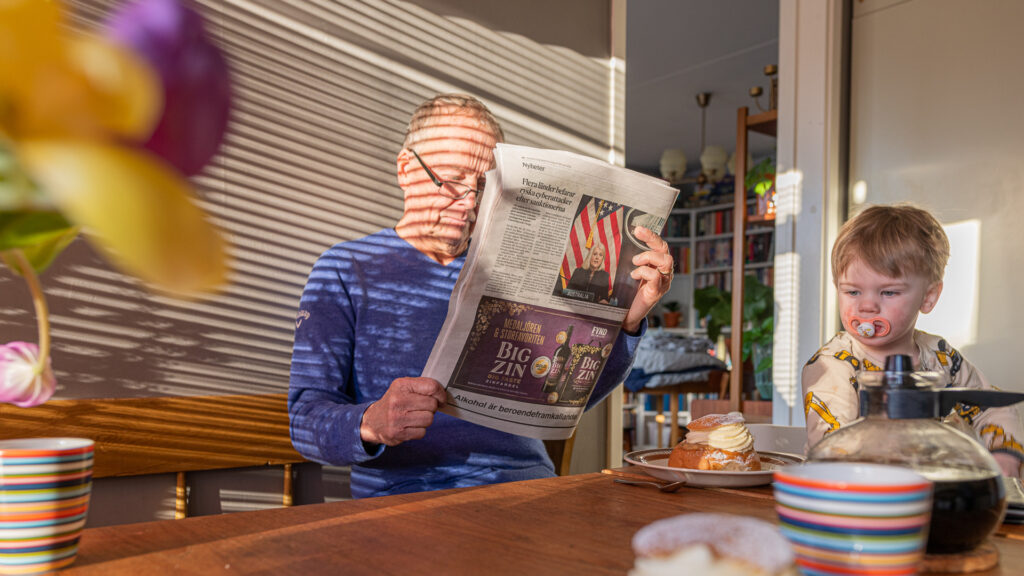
[662,199,775,333]
[727,107,778,411]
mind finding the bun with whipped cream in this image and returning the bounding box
[667,412,761,471]
[631,513,797,576]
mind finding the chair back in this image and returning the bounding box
[689,398,772,422]
[746,424,807,456]
[543,431,576,476]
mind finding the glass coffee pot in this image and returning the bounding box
[807,354,1024,553]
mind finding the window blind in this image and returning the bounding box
[0,0,621,399]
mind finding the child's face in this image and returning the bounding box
[836,259,942,356]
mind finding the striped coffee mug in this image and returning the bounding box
[0,438,94,575]
[774,462,933,576]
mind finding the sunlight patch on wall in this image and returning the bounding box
[851,180,867,205]
[773,252,800,416]
[774,169,803,227]
[608,56,625,165]
[772,167,805,424]
[916,219,980,347]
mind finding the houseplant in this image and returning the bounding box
[0,0,232,407]
[693,275,774,399]
[745,157,775,218]
[661,301,682,328]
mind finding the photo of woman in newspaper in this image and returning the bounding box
[553,196,664,309]
[564,242,611,303]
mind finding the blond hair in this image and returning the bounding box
[403,94,504,149]
[585,242,606,271]
[832,203,949,285]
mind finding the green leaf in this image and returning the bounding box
[695,275,775,349]
[744,157,775,197]
[693,286,726,315]
[755,355,773,373]
[0,144,52,211]
[744,157,775,191]
[0,211,79,273]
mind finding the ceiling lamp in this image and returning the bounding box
[658,92,729,188]
[659,148,687,184]
[748,64,779,112]
[695,92,726,187]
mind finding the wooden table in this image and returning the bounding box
[64,470,1024,575]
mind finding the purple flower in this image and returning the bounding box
[0,342,56,408]
[106,0,232,176]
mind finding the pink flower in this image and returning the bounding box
[106,0,232,176]
[0,342,56,408]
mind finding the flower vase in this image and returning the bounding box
[662,311,681,328]
[752,342,772,400]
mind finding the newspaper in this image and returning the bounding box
[423,144,678,440]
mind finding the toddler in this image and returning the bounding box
[802,204,1023,477]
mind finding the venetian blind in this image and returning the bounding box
[0,0,622,399]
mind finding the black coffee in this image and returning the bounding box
[926,475,1006,553]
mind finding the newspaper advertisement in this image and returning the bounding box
[423,144,678,439]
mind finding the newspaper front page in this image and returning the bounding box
[423,144,678,439]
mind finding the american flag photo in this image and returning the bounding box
[555,196,625,305]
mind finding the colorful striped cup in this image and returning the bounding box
[774,462,932,576]
[0,438,94,575]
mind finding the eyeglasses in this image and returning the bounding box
[409,148,484,200]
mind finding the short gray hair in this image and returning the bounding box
[403,94,505,149]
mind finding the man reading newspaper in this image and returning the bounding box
[288,94,674,498]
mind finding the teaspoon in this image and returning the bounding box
[613,478,686,493]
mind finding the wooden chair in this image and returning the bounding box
[641,369,729,448]
[689,397,772,423]
[686,337,771,424]
[543,431,577,476]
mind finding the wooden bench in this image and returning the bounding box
[0,394,303,518]
[1,393,578,520]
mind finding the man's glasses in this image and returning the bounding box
[409,148,484,200]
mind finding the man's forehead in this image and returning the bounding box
[416,122,495,142]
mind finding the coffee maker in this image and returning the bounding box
[806,354,1024,553]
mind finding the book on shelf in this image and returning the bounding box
[695,234,774,270]
[695,238,733,269]
[665,213,690,238]
[695,270,732,291]
[670,245,691,274]
[696,208,734,236]
[694,267,774,292]
[745,233,774,264]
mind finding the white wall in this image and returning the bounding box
[772,0,847,426]
[850,0,1024,391]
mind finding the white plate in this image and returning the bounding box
[623,449,804,487]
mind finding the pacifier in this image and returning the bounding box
[849,316,891,338]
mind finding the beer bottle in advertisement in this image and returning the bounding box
[542,325,574,401]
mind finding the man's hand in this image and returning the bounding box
[623,226,674,334]
[360,377,447,446]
